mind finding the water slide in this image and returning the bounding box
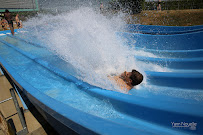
[0,24,203,135]
[124,24,203,34]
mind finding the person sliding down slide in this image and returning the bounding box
[109,69,143,91]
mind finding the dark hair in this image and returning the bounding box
[5,9,9,13]
[130,69,143,86]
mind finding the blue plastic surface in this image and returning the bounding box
[125,24,203,34]
[0,26,203,135]
[117,31,203,50]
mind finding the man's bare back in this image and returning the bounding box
[109,76,133,91]
[5,12,12,21]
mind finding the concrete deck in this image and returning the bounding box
[0,71,47,135]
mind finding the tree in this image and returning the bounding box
[116,0,145,14]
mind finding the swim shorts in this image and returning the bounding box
[7,20,13,27]
[17,22,20,27]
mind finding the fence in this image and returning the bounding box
[0,0,39,12]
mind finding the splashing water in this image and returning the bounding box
[23,7,168,92]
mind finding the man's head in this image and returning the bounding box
[120,69,143,86]
[5,9,9,13]
[130,70,143,86]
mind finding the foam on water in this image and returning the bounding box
[0,43,121,118]
[22,7,168,92]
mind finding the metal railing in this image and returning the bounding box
[0,0,39,12]
[0,71,29,135]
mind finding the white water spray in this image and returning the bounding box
[23,7,168,92]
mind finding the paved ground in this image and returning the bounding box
[0,71,47,135]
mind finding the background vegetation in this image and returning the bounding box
[0,0,203,30]
[126,9,203,26]
[143,0,203,10]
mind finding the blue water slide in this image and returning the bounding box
[124,24,203,34]
[135,56,203,70]
[133,48,203,58]
[0,28,203,135]
[117,31,203,50]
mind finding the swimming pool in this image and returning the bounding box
[0,23,203,134]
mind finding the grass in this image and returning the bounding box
[126,9,203,26]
